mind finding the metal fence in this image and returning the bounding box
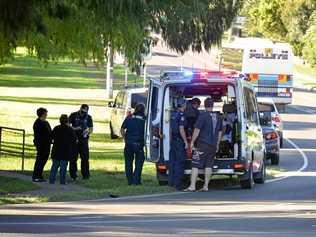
[0,126,26,171]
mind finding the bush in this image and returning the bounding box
[302,23,316,66]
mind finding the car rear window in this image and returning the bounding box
[258,103,275,112]
[131,92,147,108]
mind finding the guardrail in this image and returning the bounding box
[0,126,26,171]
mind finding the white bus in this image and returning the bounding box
[220,38,294,108]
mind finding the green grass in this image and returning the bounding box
[294,64,316,88]
[0,176,39,194]
[0,52,166,204]
[0,52,141,89]
[0,176,44,205]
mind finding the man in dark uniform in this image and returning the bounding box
[169,98,188,190]
[69,104,93,180]
[185,98,201,135]
[185,97,222,192]
[121,103,146,185]
[32,107,52,182]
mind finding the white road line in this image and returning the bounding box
[266,138,309,183]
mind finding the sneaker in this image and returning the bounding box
[39,179,47,183]
[32,178,41,183]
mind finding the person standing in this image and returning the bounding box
[185,97,222,192]
[169,98,188,190]
[69,104,93,180]
[185,98,201,135]
[121,104,146,185]
[49,115,77,185]
[32,107,52,182]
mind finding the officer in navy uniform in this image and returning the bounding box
[121,103,146,185]
[69,104,93,180]
[169,98,188,190]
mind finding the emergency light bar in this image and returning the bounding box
[161,70,239,82]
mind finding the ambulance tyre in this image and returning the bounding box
[239,163,254,189]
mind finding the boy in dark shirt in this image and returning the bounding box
[49,115,77,185]
[32,107,52,182]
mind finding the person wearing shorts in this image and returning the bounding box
[185,97,222,192]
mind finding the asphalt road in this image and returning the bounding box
[1,47,316,237]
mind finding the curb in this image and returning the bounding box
[293,85,316,93]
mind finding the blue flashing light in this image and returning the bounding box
[183,70,194,78]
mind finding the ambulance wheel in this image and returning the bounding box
[240,164,254,189]
[110,122,118,139]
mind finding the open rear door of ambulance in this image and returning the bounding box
[145,78,162,162]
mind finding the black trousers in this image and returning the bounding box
[124,143,145,185]
[69,139,90,179]
[32,144,51,180]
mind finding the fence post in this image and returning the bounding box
[21,129,25,172]
[0,127,2,158]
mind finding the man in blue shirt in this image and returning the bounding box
[185,97,222,192]
[121,104,146,185]
[69,104,93,180]
[169,98,188,190]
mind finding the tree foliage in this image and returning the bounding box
[244,0,316,64]
[0,0,241,69]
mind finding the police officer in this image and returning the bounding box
[32,107,52,182]
[169,98,188,190]
[69,104,93,180]
[121,104,146,185]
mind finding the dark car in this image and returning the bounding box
[260,111,280,165]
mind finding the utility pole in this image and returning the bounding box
[143,64,147,87]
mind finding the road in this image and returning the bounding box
[1,47,316,237]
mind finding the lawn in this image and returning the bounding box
[294,64,316,88]
[0,52,169,204]
[0,49,142,89]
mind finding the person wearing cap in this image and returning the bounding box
[120,103,146,185]
[69,104,93,180]
[185,97,223,192]
[32,107,52,182]
[49,115,77,185]
[168,98,188,190]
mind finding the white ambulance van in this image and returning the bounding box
[145,70,266,189]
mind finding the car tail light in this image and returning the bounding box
[234,163,245,169]
[157,164,167,173]
[265,131,278,140]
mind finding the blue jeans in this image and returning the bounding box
[124,143,145,185]
[49,159,68,184]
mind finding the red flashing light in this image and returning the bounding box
[191,70,238,82]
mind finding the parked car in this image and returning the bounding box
[259,111,280,165]
[108,87,148,139]
[146,70,266,189]
[257,97,284,147]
